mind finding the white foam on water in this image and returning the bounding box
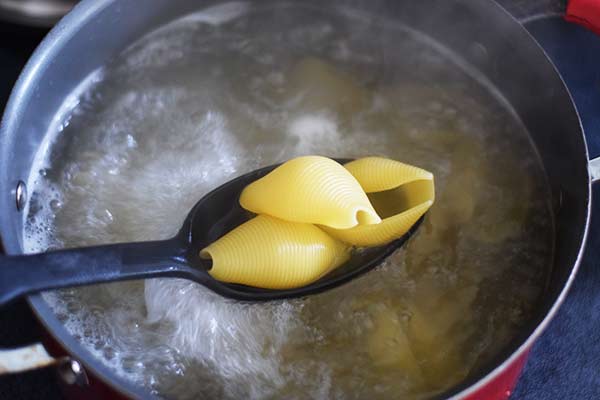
[287,113,340,152]
[23,68,105,254]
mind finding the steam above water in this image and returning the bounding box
[23,3,553,399]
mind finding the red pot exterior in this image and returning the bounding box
[464,350,530,400]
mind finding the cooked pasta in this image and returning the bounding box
[200,215,350,289]
[321,157,435,246]
[202,156,435,289]
[344,157,433,193]
[239,156,381,229]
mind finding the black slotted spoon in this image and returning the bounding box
[0,159,422,305]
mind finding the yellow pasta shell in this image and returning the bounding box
[322,200,433,246]
[322,157,435,246]
[239,156,381,229]
[200,215,350,289]
[343,157,434,193]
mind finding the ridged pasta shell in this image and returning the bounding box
[200,215,350,289]
[343,157,434,193]
[239,156,381,229]
[322,157,435,246]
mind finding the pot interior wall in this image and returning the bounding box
[0,0,589,398]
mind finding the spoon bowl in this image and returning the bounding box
[0,159,422,305]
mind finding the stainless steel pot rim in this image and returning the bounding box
[0,0,592,399]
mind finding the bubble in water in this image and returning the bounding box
[50,199,62,211]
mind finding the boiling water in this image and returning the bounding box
[23,3,553,399]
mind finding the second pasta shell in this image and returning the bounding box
[322,157,435,246]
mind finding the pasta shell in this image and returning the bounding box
[322,157,435,246]
[200,215,350,289]
[240,156,381,229]
[343,157,434,193]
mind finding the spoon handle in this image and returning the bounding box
[0,239,187,306]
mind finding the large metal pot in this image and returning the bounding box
[0,0,599,398]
